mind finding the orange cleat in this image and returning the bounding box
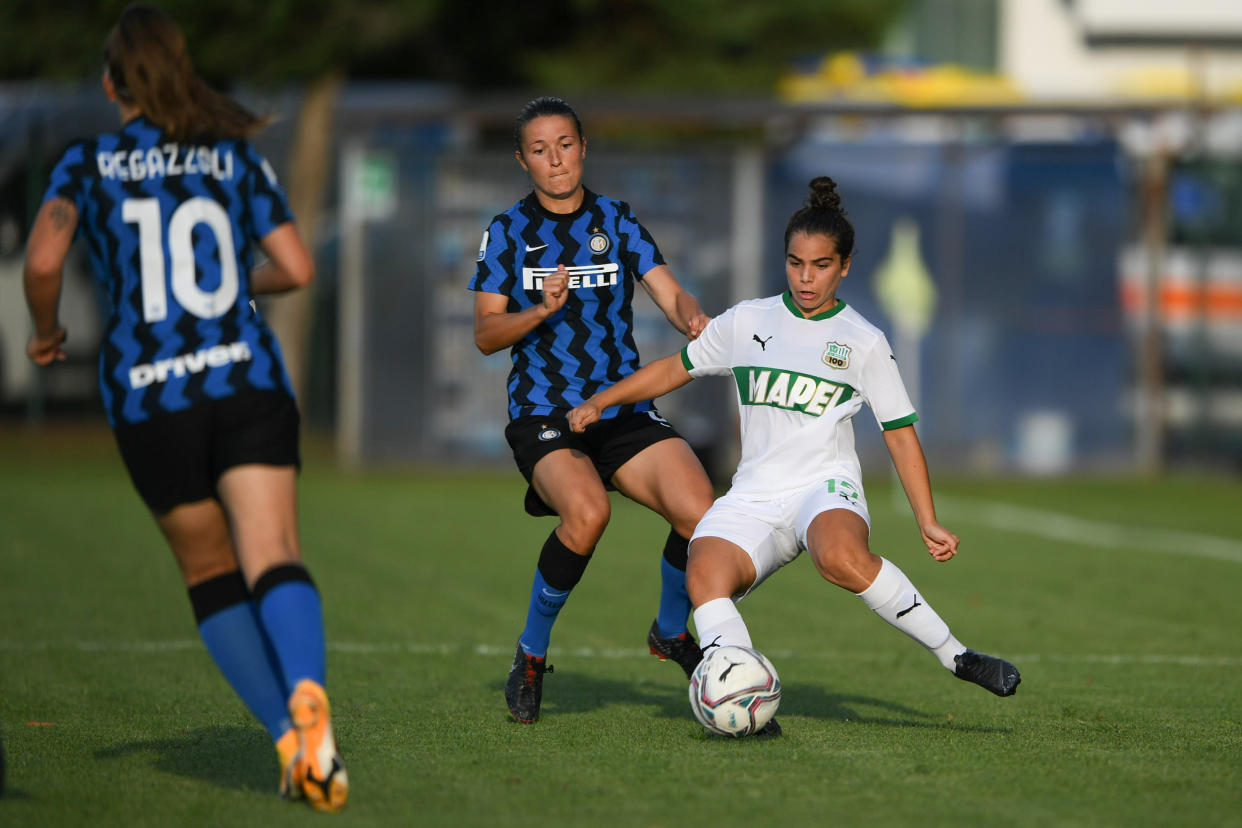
[275,728,303,800]
[287,679,349,812]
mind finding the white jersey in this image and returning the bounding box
[682,293,916,497]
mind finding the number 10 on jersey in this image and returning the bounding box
[123,196,239,322]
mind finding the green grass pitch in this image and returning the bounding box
[1,425,1240,827]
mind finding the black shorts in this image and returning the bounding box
[113,389,300,515]
[505,409,683,517]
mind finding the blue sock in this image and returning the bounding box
[519,569,570,658]
[656,530,692,638]
[519,530,591,658]
[253,564,327,689]
[189,572,292,742]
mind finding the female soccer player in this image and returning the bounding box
[23,5,347,810]
[569,177,1020,734]
[471,97,716,723]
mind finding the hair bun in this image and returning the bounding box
[806,176,843,213]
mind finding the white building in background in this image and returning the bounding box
[1000,0,1242,104]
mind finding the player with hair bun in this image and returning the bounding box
[23,4,347,810]
[570,176,1020,735]
[472,96,716,724]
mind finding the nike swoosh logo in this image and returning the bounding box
[525,243,548,252]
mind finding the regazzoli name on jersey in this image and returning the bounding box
[522,263,619,291]
[96,143,234,183]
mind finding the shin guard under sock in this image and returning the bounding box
[190,571,292,740]
[519,530,591,658]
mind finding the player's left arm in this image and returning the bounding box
[883,425,959,562]
[23,197,78,365]
[252,223,315,295]
[638,265,710,340]
[568,352,693,432]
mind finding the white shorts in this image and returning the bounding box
[690,476,870,601]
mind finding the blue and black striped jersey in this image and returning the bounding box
[43,115,295,427]
[470,189,666,420]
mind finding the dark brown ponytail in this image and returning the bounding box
[104,4,267,142]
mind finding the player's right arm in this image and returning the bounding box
[473,266,569,355]
[23,197,78,365]
[568,353,692,432]
[251,223,314,295]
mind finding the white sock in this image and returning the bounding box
[857,558,965,671]
[693,597,752,650]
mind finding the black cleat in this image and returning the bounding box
[505,640,553,723]
[751,717,782,739]
[954,649,1021,697]
[647,619,703,679]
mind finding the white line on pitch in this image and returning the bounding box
[2,640,1239,666]
[934,495,1242,564]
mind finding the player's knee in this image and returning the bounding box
[558,497,610,550]
[672,487,714,537]
[172,541,238,587]
[811,543,876,591]
[687,550,751,604]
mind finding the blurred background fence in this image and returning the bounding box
[3,0,1241,479]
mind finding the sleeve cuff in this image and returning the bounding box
[881,412,919,430]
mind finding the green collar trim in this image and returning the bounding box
[782,291,846,320]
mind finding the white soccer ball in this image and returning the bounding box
[688,645,781,737]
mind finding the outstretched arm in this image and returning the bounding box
[24,197,78,365]
[639,265,709,340]
[883,424,959,562]
[568,353,693,432]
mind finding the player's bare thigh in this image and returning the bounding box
[686,535,757,606]
[804,508,880,593]
[610,438,713,537]
[216,463,302,587]
[531,448,611,553]
[155,498,239,587]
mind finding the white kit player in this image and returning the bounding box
[569,177,1020,733]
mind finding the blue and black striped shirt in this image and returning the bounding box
[470,189,665,420]
[43,116,295,427]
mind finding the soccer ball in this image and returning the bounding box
[688,645,781,737]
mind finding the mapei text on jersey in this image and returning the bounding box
[96,145,235,183]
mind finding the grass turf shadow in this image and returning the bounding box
[498,670,1013,735]
[94,725,277,792]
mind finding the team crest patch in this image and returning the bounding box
[822,341,851,369]
[538,427,561,441]
[588,232,610,254]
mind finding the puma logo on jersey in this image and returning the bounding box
[753,334,772,350]
[522,263,619,291]
[129,341,253,389]
[733,367,853,416]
